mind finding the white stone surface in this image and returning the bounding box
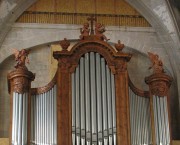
[0,0,16,19]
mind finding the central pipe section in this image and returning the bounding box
[72,52,116,145]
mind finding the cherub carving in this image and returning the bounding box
[95,23,110,41]
[13,48,30,69]
[79,23,90,40]
[148,52,164,74]
[115,40,124,51]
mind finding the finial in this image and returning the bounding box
[87,15,97,35]
[60,38,70,51]
[114,40,124,51]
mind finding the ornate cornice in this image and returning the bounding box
[7,68,35,94]
[53,38,132,74]
[145,73,172,97]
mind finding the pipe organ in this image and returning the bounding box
[128,81,152,145]
[8,27,172,145]
[72,52,116,145]
[30,84,57,145]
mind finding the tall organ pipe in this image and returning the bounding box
[12,93,28,145]
[85,53,91,143]
[153,95,170,145]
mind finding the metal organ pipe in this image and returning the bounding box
[129,87,152,145]
[12,92,28,145]
[152,95,170,145]
[85,53,91,144]
[72,52,116,145]
[30,85,57,145]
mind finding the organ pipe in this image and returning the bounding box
[30,85,57,145]
[145,73,172,145]
[72,52,116,145]
[129,87,152,145]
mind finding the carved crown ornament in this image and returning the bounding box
[145,52,172,97]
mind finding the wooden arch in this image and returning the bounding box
[53,37,132,145]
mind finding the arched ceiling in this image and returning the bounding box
[16,0,150,27]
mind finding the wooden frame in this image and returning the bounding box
[7,37,173,145]
[53,37,132,145]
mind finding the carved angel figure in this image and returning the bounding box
[95,23,110,41]
[13,48,30,69]
[79,23,90,40]
[148,52,164,74]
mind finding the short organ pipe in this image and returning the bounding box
[30,85,57,145]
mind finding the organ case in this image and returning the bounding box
[8,29,172,145]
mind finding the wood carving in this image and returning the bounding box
[53,38,132,145]
[115,40,125,52]
[8,68,35,94]
[95,22,110,41]
[87,15,96,35]
[145,73,172,97]
[60,38,70,51]
[13,48,30,69]
[79,23,90,40]
[148,52,164,74]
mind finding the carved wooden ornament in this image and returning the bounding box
[8,68,35,94]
